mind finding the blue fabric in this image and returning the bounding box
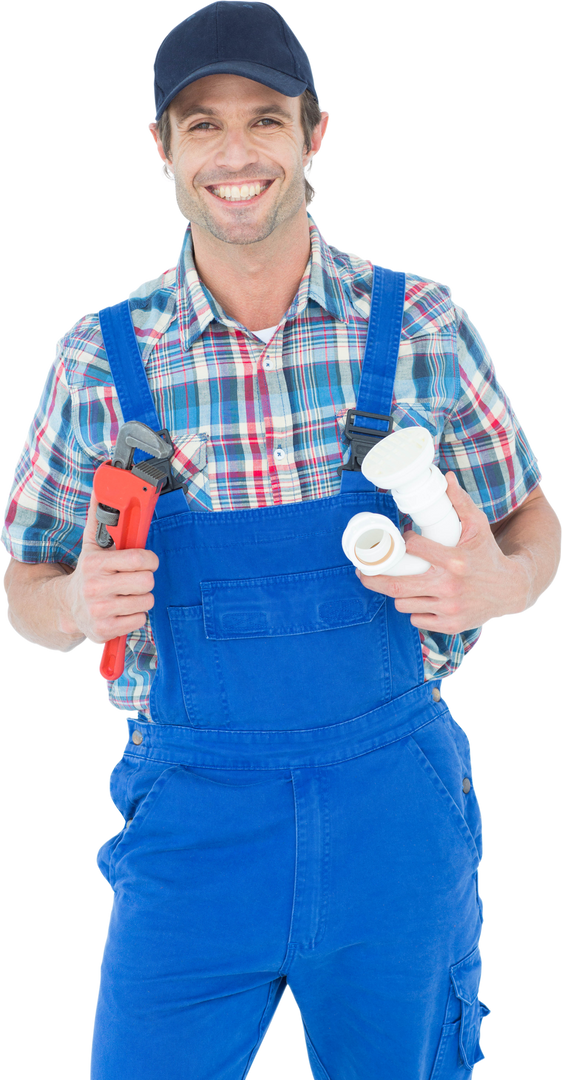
[93,268,488,1078]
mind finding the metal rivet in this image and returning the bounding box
[432,687,441,702]
[126,819,133,829]
[462,777,471,794]
[132,730,143,745]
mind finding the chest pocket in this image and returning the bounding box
[167,564,390,731]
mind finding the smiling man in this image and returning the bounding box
[2,4,560,1080]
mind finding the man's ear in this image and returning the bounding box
[149,122,171,167]
[309,108,330,159]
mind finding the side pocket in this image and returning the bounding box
[96,759,181,887]
[431,946,490,1077]
[407,724,481,870]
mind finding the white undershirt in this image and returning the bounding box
[252,325,279,344]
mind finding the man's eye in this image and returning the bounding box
[190,122,215,131]
[255,118,280,127]
[191,118,278,131]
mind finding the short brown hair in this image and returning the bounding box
[157,89,322,205]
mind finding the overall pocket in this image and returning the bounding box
[96,758,181,887]
[406,713,482,869]
[168,564,389,730]
[431,946,490,1077]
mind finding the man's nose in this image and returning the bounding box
[214,127,260,172]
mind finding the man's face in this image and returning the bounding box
[151,74,326,246]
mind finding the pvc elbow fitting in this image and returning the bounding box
[342,512,431,576]
[342,426,462,577]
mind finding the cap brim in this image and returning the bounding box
[155,60,309,119]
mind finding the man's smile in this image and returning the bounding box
[204,179,275,203]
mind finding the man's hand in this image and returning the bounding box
[356,473,559,634]
[60,492,159,643]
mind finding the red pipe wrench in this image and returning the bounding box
[93,421,176,681]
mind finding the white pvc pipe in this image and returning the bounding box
[342,427,462,576]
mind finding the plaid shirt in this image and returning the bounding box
[3,217,541,716]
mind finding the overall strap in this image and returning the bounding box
[98,301,161,431]
[339,266,405,494]
[98,300,189,517]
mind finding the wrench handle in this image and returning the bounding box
[100,634,128,681]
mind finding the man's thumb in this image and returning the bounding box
[82,488,102,548]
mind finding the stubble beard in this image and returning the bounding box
[173,168,307,246]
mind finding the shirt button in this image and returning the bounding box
[274,448,286,461]
[263,360,273,370]
[132,730,143,745]
[432,687,441,702]
[462,777,471,794]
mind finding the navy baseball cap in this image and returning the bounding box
[154,2,317,120]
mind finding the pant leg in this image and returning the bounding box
[286,711,488,1080]
[92,763,295,1080]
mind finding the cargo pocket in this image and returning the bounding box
[430,946,490,1077]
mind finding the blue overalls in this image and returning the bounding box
[93,268,489,1080]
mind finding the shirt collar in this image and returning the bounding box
[176,214,349,349]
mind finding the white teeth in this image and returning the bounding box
[211,182,269,201]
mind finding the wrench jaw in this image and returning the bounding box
[112,420,172,471]
[94,421,180,549]
[96,505,120,549]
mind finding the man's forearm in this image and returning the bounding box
[490,488,561,611]
[4,560,86,652]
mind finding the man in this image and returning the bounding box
[3,3,559,1078]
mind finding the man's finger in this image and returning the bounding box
[82,489,102,547]
[443,471,481,522]
[356,566,440,598]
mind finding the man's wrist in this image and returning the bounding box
[52,571,85,642]
[504,550,535,614]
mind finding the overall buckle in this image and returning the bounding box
[337,408,394,474]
